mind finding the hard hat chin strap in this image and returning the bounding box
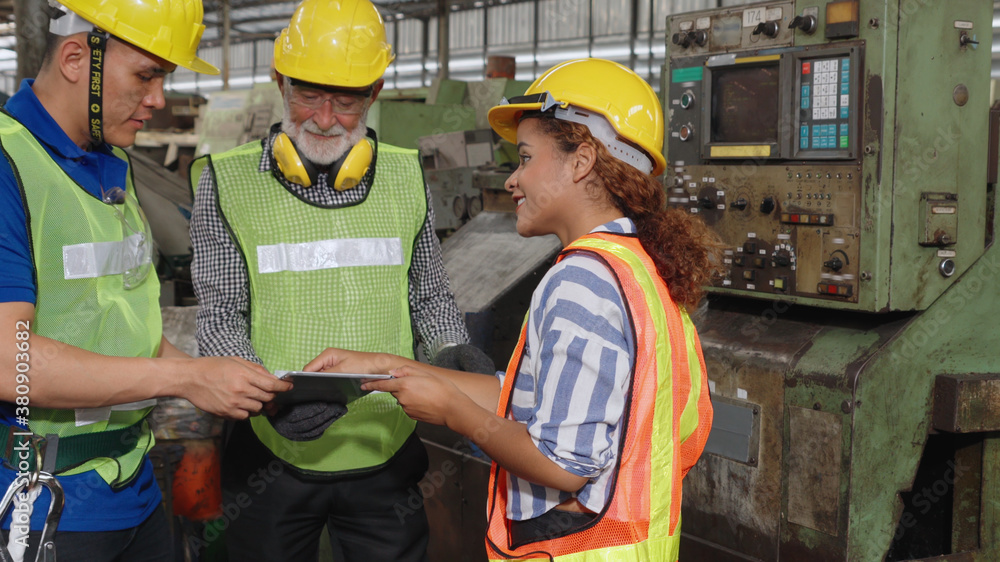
[87,29,108,145]
[48,4,109,145]
[553,105,653,175]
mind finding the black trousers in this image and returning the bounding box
[221,421,430,562]
[22,505,172,562]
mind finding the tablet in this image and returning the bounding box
[272,371,393,407]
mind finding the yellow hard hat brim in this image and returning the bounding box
[179,56,220,76]
[487,102,544,146]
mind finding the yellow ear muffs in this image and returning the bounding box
[272,133,373,190]
[332,138,373,191]
[272,132,319,188]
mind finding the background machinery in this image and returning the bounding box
[664,0,1000,560]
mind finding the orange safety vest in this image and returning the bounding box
[485,232,713,561]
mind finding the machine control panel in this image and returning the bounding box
[669,1,796,56]
[664,0,989,312]
[666,44,859,163]
[664,1,865,306]
[668,165,861,301]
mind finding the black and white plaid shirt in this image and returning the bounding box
[189,130,469,365]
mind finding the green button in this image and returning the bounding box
[840,136,849,148]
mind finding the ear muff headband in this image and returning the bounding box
[272,133,373,191]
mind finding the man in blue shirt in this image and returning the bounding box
[0,1,289,560]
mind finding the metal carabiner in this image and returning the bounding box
[0,472,64,562]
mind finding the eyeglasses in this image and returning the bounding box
[287,84,370,115]
[102,186,153,290]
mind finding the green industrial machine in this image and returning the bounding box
[665,0,999,560]
[414,78,529,231]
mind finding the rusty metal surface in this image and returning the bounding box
[906,554,976,562]
[418,424,491,562]
[679,532,767,562]
[952,440,983,553]
[988,101,1000,186]
[695,298,825,367]
[682,357,786,561]
[686,298,859,560]
[933,374,1000,433]
[866,74,884,186]
[787,407,844,535]
[687,298,913,560]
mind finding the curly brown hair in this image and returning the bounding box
[528,115,725,309]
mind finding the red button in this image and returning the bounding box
[802,62,811,75]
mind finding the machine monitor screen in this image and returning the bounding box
[710,65,780,144]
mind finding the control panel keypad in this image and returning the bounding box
[799,57,851,151]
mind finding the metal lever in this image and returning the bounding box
[752,21,780,37]
[789,14,817,35]
[960,32,979,48]
[0,473,64,562]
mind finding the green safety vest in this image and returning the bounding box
[0,112,160,487]
[198,139,424,473]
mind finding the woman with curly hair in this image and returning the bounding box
[306,58,723,561]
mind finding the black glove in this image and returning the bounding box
[269,401,347,442]
[433,344,496,375]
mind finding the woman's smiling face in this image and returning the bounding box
[504,117,579,243]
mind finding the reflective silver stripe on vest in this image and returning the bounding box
[256,238,404,274]
[75,399,158,427]
[62,234,150,279]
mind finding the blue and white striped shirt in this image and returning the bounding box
[498,218,636,520]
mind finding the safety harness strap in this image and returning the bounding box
[0,420,146,475]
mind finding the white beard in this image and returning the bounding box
[282,99,369,167]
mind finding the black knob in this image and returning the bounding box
[789,15,817,35]
[824,257,844,271]
[773,250,792,267]
[691,30,708,46]
[698,196,715,209]
[672,32,692,48]
[753,21,780,38]
[760,197,775,214]
[730,197,749,211]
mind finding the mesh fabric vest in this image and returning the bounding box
[204,140,424,473]
[0,113,160,487]
[485,232,713,561]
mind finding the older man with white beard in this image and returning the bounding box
[188,0,493,559]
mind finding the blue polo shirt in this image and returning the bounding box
[0,80,161,532]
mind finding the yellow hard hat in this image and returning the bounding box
[488,58,666,176]
[56,0,219,75]
[274,0,395,89]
